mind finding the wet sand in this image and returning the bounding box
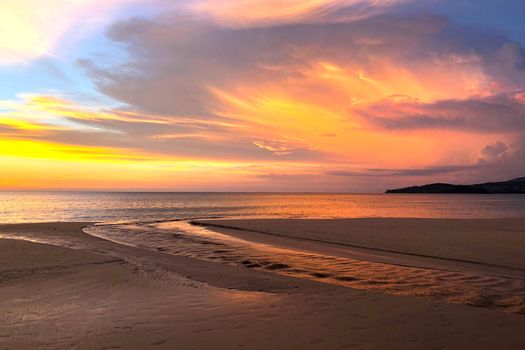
[195,218,525,269]
[1,221,525,349]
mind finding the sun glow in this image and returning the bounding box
[0,0,143,64]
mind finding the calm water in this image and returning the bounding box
[1,192,525,223]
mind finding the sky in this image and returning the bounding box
[1,0,525,192]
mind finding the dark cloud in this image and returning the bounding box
[364,94,525,132]
[480,141,509,161]
[328,164,483,178]
[477,138,525,181]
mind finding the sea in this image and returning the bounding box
[1,192,525,224]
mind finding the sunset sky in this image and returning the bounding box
[1,0,525,191]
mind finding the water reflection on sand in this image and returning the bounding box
[85,221,525,313]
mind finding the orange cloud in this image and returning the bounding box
[190,0,410,26]
[207,54,506,170]
[0,93,337,189]
[0,135,337,190]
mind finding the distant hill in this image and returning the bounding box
[386,177,525,194]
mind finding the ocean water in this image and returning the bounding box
[1,192,525,224]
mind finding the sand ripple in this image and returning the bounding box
[84,221,525,314]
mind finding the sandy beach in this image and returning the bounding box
[195,218,525,274]
[1,220,525,349]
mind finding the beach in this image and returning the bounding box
[4,0,525,347]
[1,219,525,349]
[195,218,525,271]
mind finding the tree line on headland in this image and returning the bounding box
[386,177,525,194]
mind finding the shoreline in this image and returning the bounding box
[2,220,525,349]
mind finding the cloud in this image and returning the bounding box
[329,164,483,178]
[189,0,412,27]
[480,141,510,162]
[84,12,525,117]
[475,138,525,181]
[0,0,411,68]
[78,12,525,166]
[362,93,525,132]
[0,92,327,163]
[253,139,314,156]
[1,92,340,190]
